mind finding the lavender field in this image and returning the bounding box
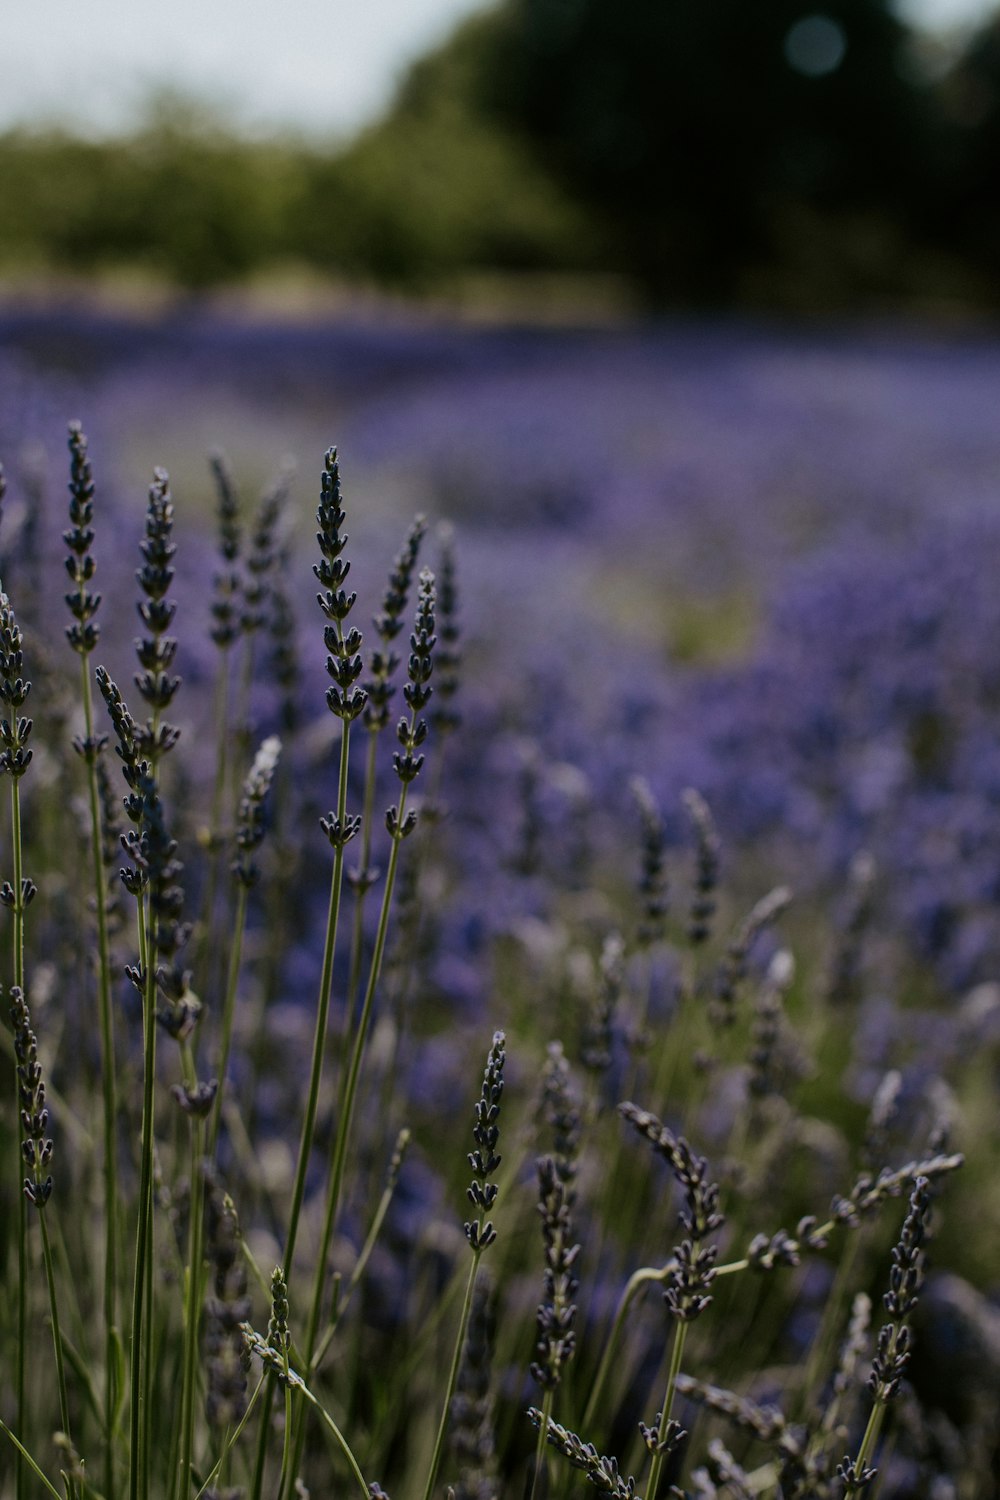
[1,301,999,1499]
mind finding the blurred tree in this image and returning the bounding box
[935,15,1000,288]
[398,0,942,301]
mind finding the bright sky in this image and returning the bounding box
[0,0,996,140]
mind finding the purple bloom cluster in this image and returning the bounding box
[6,304,1000,1005]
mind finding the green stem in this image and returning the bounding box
[253,719,353,1500]
[311,1128,410,1372]
[128,899,156,1500]
[0,1418,65,1500]
[207,881,248,1162]
[12,775,26,1500]
[298,1379,371,1499]
[798,1231,861,1421]
[283,719,352,1275]
[645,1321,688,1500]
[194,1378,264,1500]
[850,1401,887,1492]
[233,635,256,811]
[12,775,25,991]
[305,795,407,1366]
[340,728,380,1067]
[421,1247,482,1500]
[80,656,120,1500]
[581,1265,671,1431]
[197,648,232,988]
[528,1388,554,1500]
[176,1094,206,1500]
[38,1210,76,1500]
[277,1381,294,1500]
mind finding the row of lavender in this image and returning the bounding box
[0,308,997,1497]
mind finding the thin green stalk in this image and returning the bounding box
[176,1087,206,1500]
[581,1265,671,1431]
[420,1246,482,1500]
[650,950,699,1117]
[286,783,404,1497]
[850,1401,887,1494]
[528,1387,554,1500]
[311,1128,411,1371]
[252,720,353,1500]
[128,899,156,1500]
[12,776,25,991]
[196,650,232,987]
[340,727,380,1062]
[276,1345,294,1500]
[12,776,27,1500]
[79,656,120,1500]
[305,797,407,1365]
[15,1104,27,1500]
[233,636,257,810]
[798,1231,862,1421]
[283,718,352,1274]
[0,1418,65,1500]
[38,1210,77,1500]
[194,1378,264,1500]
[275,1380,290,1500]
[298,1377,371,1499]
[207,881,249,1161]
[645,1321,688,1500]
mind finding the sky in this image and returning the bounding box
[0,0,997,141]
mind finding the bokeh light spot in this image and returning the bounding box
[784,14,848,77]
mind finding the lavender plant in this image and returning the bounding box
[0,415,987,1500]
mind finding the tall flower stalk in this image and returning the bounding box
[620,1103,723,1500]
[198,452,244,987]
[281,447,365,1273]
[343,513,426,1050]
[64,421,120,1500]
[253,449,365,1500]
[305,565,436,1365]
[10,984,77,1500]
[422,1031,505,1500]
[839,1177,932,1494]
[0,582,33,1500]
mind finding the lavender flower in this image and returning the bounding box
[133,467,181,757]
[232,734,282,888]
[868,1177,931,1404]
[683,789,719,947]
[540,1041,582,1201]
[64,421,101,658]
[465,1031,505,1252]
[10,984,52,1207]
[365,513,427,733]
[530,1154,579,1390]
[631,775,668,947]
[431,523,461,739]
[619,1102,724,1322]
[315,446,365,724]
[241,463,292,638]
[582,932,625,1076]
[386,567,436,843]
[0,586,32,780]
[208,451,243,651]
[527,1411,642,1498]
[203,1183,250,1430]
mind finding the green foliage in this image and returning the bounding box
[0,79,592,293]
[3,5,1000,305]
[0,101,306,288]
